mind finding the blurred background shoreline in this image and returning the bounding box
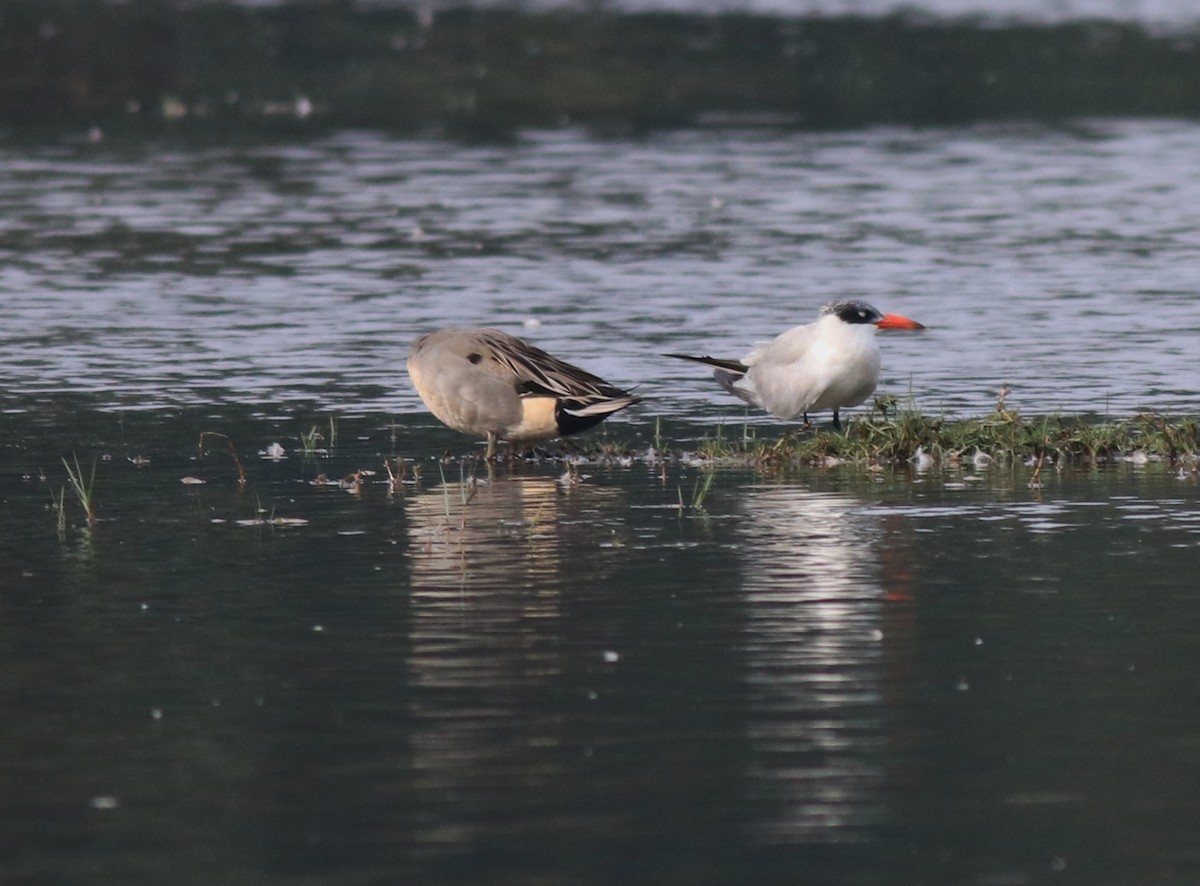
[4,1,1200,140]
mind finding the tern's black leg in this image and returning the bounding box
[831,410,842,431]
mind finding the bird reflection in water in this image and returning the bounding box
[404,470,625,640]
[401,473,627,852]
[406,472,564,601]
[734,485,916,845]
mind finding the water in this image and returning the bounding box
[480,0,1200,28]
[3,122,1199,420]
[2,119,1200,884]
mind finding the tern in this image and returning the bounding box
[666,299,925,430]
[408,327,641,458]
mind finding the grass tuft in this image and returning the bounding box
[671,406,1199,468]
[690,469,716,512]
[299,415,339,457]
[61,454,98,527]
[299,426,321,455]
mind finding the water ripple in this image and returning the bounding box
[2,122,1199,421]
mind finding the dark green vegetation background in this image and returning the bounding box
[3,1,1200,136]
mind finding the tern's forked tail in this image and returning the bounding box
[665,352,758,407]
[663,353,749,375]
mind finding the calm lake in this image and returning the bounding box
[2,118,1199,884]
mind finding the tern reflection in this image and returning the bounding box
[734,484,914,845]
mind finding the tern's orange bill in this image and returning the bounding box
[875,313,926,331]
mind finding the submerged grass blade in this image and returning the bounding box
[198,432,247,484]
[51,484,68,535]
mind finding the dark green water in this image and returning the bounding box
[4,51,1200,881]
[6,3,1200,135]
[3,405,1199,884]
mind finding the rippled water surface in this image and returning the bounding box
[3,121,1199,419]
[2,121,1200,885]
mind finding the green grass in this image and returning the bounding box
[299,425,323,457]
[416,402,1197,470]
[299,415,339,456]
[676,404,1198,468]
[686,469,716,513]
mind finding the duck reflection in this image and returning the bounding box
[403,472,629,661]
[733,484,915,845]
[406,472,565,606]
[401,472,627,853]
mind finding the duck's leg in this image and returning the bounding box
[486,431,498,461]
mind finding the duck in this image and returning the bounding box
[408,327,641,458]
